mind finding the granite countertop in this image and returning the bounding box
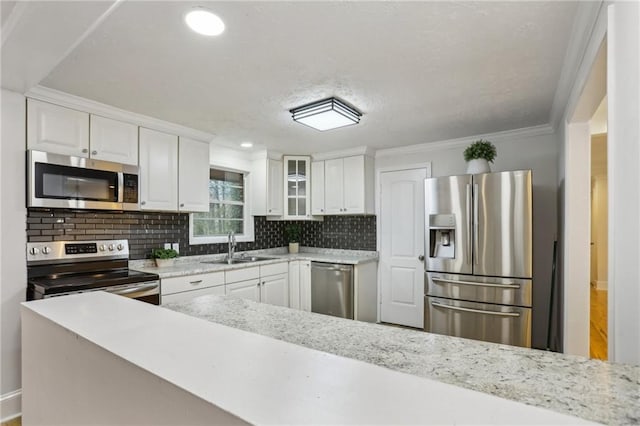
[166,295,640,425]
[130,247,378,278]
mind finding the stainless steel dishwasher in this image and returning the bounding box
[311,262,354,319]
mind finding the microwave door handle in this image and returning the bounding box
[117,172,124,203]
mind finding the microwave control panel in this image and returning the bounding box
[123,174,139,204]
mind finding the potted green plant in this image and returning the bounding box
[151,248,178,268]
[284,223,301,254]
[463,139,497,174]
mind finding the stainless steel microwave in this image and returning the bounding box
[27,150,139,210]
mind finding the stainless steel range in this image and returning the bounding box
[27,239,160,305]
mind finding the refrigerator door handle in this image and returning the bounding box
[466,183,472,262]
[473,183,479,265]
[431,277,521,289]
[431,301,521,317]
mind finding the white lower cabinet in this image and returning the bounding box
[160,271,225,305]
[289,260,311,311]
[225,279,261,302]
[261,273,288,307]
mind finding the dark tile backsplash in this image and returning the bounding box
[26,209,376,260]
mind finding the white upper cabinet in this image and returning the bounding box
[284,156,311,219]
[178,137,209,212]
[139,127,178,211]
[311,161,325,215]
[251,157,283,216]
[27,99,89,156]
[320,155,375,215]
[89,115,138,165]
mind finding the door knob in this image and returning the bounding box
[418,255,425,261]
[91,150,97,155]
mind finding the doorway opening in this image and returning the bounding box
[589,97,608,360]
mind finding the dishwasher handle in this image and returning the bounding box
[311,262,353,272]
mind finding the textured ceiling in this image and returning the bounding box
[39,1,578,154]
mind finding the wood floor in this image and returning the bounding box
[0,417,21,426]
[590,287,608,360]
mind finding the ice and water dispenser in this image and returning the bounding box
[428,214,456,259]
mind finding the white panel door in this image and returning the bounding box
[267,159,283,215]
[261,273,289,307]
[89,115,138,165]
[343,156,365,214]
[225,279,260,302]
[299,260,311,312]
[27,99,89,156]
[139,127,178,211]
[311,161,325,214]
[324,158,344,214]
[178,137,210,212]
[380,168,427,328]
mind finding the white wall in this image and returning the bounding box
[607,1,640,365]
[376,127,559,349]
[0,89,27,418]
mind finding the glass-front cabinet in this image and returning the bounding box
[284,156,311,219]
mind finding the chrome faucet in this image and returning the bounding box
[227,230,237,261]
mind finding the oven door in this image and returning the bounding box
[104,281,160,305]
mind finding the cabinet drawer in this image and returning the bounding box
[225,266,259,284]
[260,261,288,277]
[161,271,224,295]
[161,285,225,305]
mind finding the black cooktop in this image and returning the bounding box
[28,268,159,295]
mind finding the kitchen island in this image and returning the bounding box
[166,294,639,425]
[22,292,597,425]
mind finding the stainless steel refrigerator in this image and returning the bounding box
[424,170,533,347]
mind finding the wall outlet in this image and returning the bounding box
[163,243,171,250]
[171,243,180,255]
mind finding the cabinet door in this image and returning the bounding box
[27,99,89,156]
[225,279,261,302]
[161,285,224,305]
[311,161,325,215]
[178,137,210,212]
[284,156,310,219]
[343,156,365,214]
[288,261,301,309]
[267,159,283,215]
[324,158,344,214]
[261,273,289,307]
[300,261,312,312]
[139,127,178,211]
[89,115,138,165]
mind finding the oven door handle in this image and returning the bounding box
[107,282,158,296]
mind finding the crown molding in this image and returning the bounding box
[25,85,216,143]
[311,146,374,161]
[549,1,605,130]
[375,124,554,159]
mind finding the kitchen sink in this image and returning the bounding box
[202,256,277,265]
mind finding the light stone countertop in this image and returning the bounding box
[166,294,640,425]
[130,247,378,278]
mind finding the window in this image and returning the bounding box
[189,168,254,244]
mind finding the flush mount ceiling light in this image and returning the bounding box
[240,142,253,148]
[184,8,225,36]
[290,97,362,131]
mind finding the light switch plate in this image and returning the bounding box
[164,243,171,250]
[171,243,180,254]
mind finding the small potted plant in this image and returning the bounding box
[285,223,301,254]
[151,248,178,268]
[463,139,497,174]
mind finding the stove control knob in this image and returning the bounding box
[108,244,115,251]
[42,246,51,255]
[29,247,39,256]
[117,243,124,251]
[99,244,106,252]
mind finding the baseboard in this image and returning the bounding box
[0,389,21,422]
[596,280,608,290]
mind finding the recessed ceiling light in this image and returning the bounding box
[240,142,253,148]
[185,8,225,36]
